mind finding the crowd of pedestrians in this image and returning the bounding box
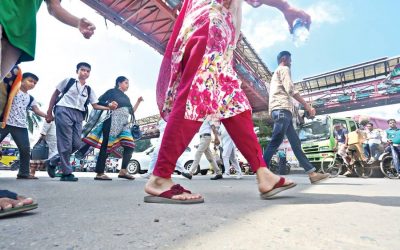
[1,0,96,216]
[2,0,397,217]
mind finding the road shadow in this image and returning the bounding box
[281,193,400,207]
[312,182,368,186]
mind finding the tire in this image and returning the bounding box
[127,160,140,174]
[284,163,291,175]
[354,161,373,178]
[380,155,399,179]
[184,161,199,175]
[10,160,20,171]
[200,169,208,175]
[321,156,342,177]
[269,161,279,174]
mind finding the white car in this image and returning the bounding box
[126,145,211,175]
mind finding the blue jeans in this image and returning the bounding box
[368,143,380,160]
[390,145,400,173]
[263,110,315,173]
[363,144,370,158]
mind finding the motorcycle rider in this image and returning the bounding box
[383,119,400,174]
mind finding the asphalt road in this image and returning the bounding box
[1,170,399,250]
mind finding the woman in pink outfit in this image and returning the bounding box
[144,0,311,204]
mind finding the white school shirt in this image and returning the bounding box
[55,78,97,111]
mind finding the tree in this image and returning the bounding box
[253,115,273,149]
[134,139,152,152]
[26,105,42,134]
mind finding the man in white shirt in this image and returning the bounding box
[219,123,243,179]
[363,122,382,164]
[46,62,117,181]
[189,120,222,180]
[30,121,58,177]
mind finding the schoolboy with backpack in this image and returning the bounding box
[46,62,117,181]
[0,72,47,179]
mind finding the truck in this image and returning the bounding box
[298,116,358,170]
[298,115,398,171]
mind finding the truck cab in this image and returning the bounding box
[298,116,358,170]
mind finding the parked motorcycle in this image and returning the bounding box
[379,145,399,179]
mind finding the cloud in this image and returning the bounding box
[242,1,343,52]
[306,1,343,24]
[242,14,289,52]
[23,1,162,120]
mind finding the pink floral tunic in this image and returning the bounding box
[160,0,261,121]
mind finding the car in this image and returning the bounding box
[126,145,211,175]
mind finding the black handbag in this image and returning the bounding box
[31,138,49,160]
[130,114,142,140]
[131,123,142,140]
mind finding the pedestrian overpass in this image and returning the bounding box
[295,56,400,114]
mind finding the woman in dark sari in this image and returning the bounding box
[83,76,143,180]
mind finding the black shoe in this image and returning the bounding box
[182,172,192,180]
[45,160,56,178]
[210,174,222,180]
[60,174,78,182]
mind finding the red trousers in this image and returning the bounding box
[153,22,267,178]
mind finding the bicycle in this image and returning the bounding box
[320,154,343,177]
[321,147,373,178]
[347,147,373,178]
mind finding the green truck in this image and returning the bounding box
[298,116,359,170]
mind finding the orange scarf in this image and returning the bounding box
[1,66,22,128]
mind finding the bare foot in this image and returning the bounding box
[0,198,23,211]
[256,167,295,193]
[145,175,202,201]
[17,196,34,205]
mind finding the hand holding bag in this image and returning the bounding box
[130,114,142,140]
[31,138,49,160]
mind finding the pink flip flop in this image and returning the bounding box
[144,184,204,204]
[260,177,297,199]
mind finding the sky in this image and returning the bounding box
[21,0,400,121]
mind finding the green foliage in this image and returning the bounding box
[134,139,152,152]
[26,111,42,134]
[253,117,273,148]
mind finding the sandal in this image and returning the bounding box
[94,174,112,181]
[16,175,38,180]
[144,184,204,204]
[260,177,297,199]
[0,190,38,218]
[118,174,135,180]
